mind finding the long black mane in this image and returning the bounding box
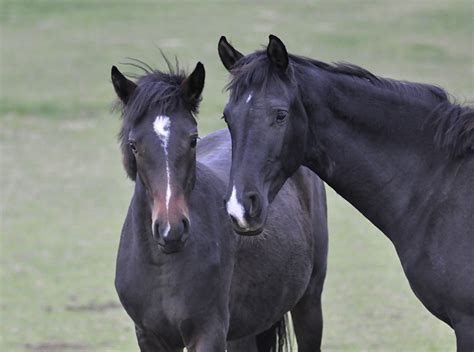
[227,50,473,158]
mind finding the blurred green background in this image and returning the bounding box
[1,0,472,351]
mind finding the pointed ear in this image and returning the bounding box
[111,66,137,104]
[267,34,288,71]
[181,62,205,109]
[218,36,244,71]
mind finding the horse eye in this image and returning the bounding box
[190,136,198,148]
[129,140,137,153]
[276,110,288,122]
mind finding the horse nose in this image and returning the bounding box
[243,191,262,219]
[153,217,190,253]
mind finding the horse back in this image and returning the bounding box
[196,129,232,184]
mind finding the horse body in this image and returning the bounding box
[311,74,474,327]
[198,131,328,344]
[198,130,327,336]
[112,62,328,351]
[116,130,326,350]
[218,35,473,349]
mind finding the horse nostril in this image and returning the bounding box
[244,191,261,218]
[153,221,160,239]
[182,217,190,235]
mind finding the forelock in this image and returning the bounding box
[226,50,294,101]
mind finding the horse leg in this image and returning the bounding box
[181,318,228,352]
[135,325,181,352]
[290,284,324,352]
[227,335,259,352]
[453,315,474,352]
[185,331,227,352]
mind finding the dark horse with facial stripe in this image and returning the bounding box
[218,35,474,350]
[111,58,328,351]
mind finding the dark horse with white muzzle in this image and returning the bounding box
[111,58,328,351]
[218,35,474,351]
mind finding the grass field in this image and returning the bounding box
[1,0,472,351]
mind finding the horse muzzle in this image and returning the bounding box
[153,216,190,254]
[226,189,267,236]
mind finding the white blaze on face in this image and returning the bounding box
[153,115,172,238]
[246,92,253,104]
[226,185,248,228]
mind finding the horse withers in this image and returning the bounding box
[111,58,328,351]
[218,35,474,350]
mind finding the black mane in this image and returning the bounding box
[427,101,474,157]
[227,49,447,100]
[227,50,473,157]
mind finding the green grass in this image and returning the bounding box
[1,0,472,350]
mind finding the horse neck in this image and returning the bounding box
[301,71,452,246]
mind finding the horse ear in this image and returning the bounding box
[218,36,244,71]
[181,62,205,109]
[111,66,137,104]
[267,34,288,71]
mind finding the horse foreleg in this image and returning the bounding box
[181,318,228,352]
[291,286,324,352]
[135,324,181,352]
[185,331,227,352]
[227,335,259,352]
[454,315,474,352]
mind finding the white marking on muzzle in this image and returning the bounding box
[226,186,248,228]
[246,92,253,104]
[153,115,172,238]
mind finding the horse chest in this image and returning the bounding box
[116,247,230,345]
[398,242,455,324]
[116,259,184,336]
